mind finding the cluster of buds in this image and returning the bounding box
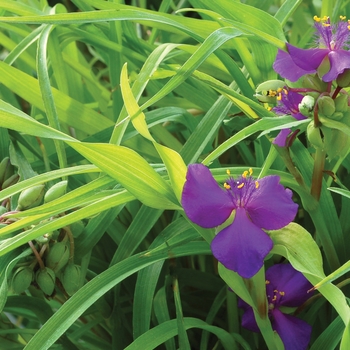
[255,15,350,160]
[1,176,85,298]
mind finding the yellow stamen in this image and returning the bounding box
[242,170,248,178]
[313,15,320,22]
[237,183,244,189]
[267,106,272,111]
[255,181,259,189]
[224,182,231,190]
[226,169,231,175]
[277,87,283,93]
[249,168,253,176]
[265,280,270,284]
[277,93,282,101]
[272,295,277,302]
[340,15,346,20]
[279,291,285,296]
[323,23,331,27]
[283,88,288,95]
[322,15,329,21]
[347,25,350,30]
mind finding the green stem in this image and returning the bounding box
[310,147,326,200]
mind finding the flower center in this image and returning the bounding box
[223,169,260,207]
[266,279,285,309]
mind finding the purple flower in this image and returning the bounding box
[272,88,307,147]
[181,164,298,278]
[239,263,313,350]
[273,16,350,82]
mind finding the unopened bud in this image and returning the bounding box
[317,96,335,117]
[0,157,10,185]
[45,242,70,273]
[44,180,68,203]
[302,74,327,91]
[17,184,45,211]
[336,69,350,87]
[334,93,349,113]
[70,221,85,238]
[11,266,33,294]
[35,267,56,295]
[298,95,315,116]
[307,122,323,149]
[61,263,81,296]
[254,80,285,103]
[2,174,19,189]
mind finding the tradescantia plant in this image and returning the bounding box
[1,0,350,349]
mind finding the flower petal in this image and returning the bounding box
[287,44,329,72]
[271,309,312,350]
[246,175,298,230]
[238,301,260,333]
[273,49,315,82]
[323,50,350,81]
[273,129,292,147]
[266,264,313,307]
[211,208,273,278]
[181,164,233,228]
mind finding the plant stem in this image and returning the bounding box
[310,147,326,200]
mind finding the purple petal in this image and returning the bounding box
[323,50,350,81]
[239,303,260,332]
[246,175,298,230]
[287,44,329,72]
[266,264,313,307]
[273,129,292,147]
[273,49,315,82]
[181,164,233,228]
[271,309,312,350]
[210,207,273,278]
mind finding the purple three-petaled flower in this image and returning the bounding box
[238,263,313,350]
[273,16,350,82]
[181,164,298,278]
[272,88,307,147]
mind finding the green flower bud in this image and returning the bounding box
[317,96,336,117]
[2,174,19,189]
[61,263,81,296]
[35,233,51,244]
[0,206,7,216]
[302,74,327,91]
[334,93,349,113]
[298,95,315,116]
[0,157,10,185]
[35,267,56,295]
[17,184,45,211]
[45,242,70,273]
[307,122,324,149]
[44,180,68,203]
[254,80,285,103]
[11,266,33,294]
[328,112,344,121]
[336,69,350,87]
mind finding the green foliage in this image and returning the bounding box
[0,0,349,349]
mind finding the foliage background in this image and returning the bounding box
[0,0,350,349]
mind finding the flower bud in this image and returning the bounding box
[61,263,81,296]
[2,174,19,189]
[44,180,68,203]
[302,74,327,91]
[45,242,70,273]
[298,95,315,116]
[16,184,45,211]
[70,221,85,238]
[11,266,33,294]
[35,267,56,295]
[254,80,285,103]
[334,93,349,113]
[0,206,7,216]
[307,122,324,149]
[336,69,350,87]
[0,157,10,186]
[317,96,335,117]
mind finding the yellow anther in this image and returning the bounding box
[237,183,244,189]
[272,295,277,302]
[323,23,331,27]
[322,15,329,21]
[224,182,231,190]
[265,280,270,284]
[283,88,288,95]
[249,168,253,176]
[279,291,285,296]
[226,169,231,175]
[242,170,248,178]
[255,181,259,189]
[313,15,320,22]
[348,25,350,30]
[340,15,346,20]
[277,87,283,93]
[267,106,272,111]
[277,93,282,101]
[273,289,278,293]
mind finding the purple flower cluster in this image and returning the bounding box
[274,16,350,82]
[181,164,298,278]
[239,263,313,350]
